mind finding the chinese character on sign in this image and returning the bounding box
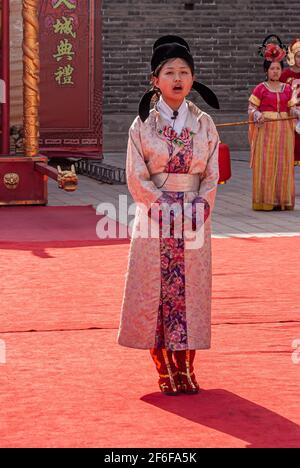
[53,39,75,62]
[51,0,77,86]
[55,64,74,85]
[53,17,76,38]
[52,0,76,10]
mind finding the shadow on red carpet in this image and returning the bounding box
[141,389,300,448]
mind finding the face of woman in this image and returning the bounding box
[153,58,194,106]
[267,62,282,81]
[295,52,300,68]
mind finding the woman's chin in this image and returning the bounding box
[166,92,186,100]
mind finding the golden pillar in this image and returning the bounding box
[22,0,40,157]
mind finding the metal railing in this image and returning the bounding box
[74,159,126,184]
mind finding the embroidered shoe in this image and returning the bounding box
[173,350,200,394]
[150,348,180,396]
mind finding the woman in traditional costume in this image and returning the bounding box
[280,38,300,165]
[118,35,220,395]
[248,36,300,211]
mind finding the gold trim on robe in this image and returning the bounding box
[249,94,261,107]
[288,98,299,107]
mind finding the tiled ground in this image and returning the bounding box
[48,151,300,238]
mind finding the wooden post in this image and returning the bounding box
[22,0,40,157]
[1,0,10,154]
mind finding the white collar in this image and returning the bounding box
[157,97,188,134]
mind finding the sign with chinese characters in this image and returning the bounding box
[38,0,102,157]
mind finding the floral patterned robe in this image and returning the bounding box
[118,100,220,350]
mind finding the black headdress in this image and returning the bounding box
[138,35,220,122]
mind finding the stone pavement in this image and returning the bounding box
[48,151,300,238]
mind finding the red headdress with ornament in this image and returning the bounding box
[264,43,286,62]
[258,34,287,62]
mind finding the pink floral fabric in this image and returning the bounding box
[118,101,220,351]
[155,127,194,350]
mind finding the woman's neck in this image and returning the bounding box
[161,96,185,111]
[267,79,281,88]
[291,65,300,73]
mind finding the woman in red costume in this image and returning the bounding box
[280,38,300,165]
[248,36,300,211]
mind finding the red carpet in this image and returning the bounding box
[0,206,300,447]
[0,205,101,243]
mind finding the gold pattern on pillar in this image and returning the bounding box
[22,0,40,157]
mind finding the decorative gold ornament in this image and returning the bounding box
[4,173,20,190]
[57,165,78,192]
[287,41,300,66]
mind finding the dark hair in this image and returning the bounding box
[263,60,284,72]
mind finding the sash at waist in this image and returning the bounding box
[262,111,289,119]
[151,173,200,192]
